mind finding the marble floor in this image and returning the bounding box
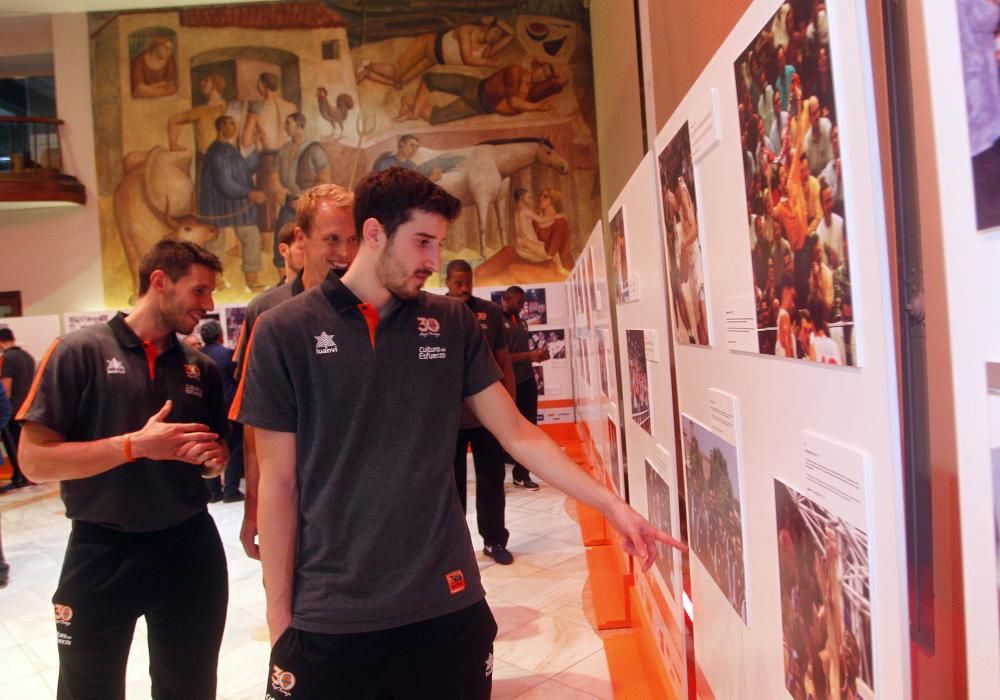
[0,467,614,699]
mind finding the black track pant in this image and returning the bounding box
[454,427,509,547]
[53,511,228,700]
[511,376,538,482]
[266,599,497,699]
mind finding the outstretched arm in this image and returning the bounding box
[467,382,686,569]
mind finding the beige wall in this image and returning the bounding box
[1,13,105,317]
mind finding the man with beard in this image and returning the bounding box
[232,183,357,559]
[236,167,685,699]
[17,240,230,699]
[445,259,516,564]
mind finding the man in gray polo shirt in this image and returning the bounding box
[231,183,357,559]
[237,167,684,699]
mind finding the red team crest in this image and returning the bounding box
[271,664,297,694]
[54,603,73,625]
[445,569,466,594]
[183,364,201,380]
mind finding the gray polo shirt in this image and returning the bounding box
[234,272,502,634]
[458,295,507,430]
[232,272,305,377]
[19,313,228,532]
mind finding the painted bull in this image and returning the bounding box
[113,146,218,300]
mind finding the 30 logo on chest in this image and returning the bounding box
[417,316,441,338]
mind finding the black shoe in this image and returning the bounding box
[222,491,245,503]
[512,477,540,491]
[0,480,31,494]
[483,543,514,565]
[208,493,223,503]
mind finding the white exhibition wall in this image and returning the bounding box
[606,153,687,692]
[921,1,1000,698]
[606,0,911,697]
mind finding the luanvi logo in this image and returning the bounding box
[106,358,126,375]
[314,332,338,355]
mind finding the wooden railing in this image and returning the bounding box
[0,116,85,207]
[1,116,65,173]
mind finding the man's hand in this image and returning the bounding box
[241,501,260,559]
[606,499,687,572]
[130,400,218,463]
[249,190,268,204]
[267,607,292,647]
[531,347,550,363]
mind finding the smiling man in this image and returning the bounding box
[231,183,357,560]
[236,167,684,699]
[17,240,231,699]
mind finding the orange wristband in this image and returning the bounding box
[123,433,136,463]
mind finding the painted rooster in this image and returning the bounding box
[317,87,354,140]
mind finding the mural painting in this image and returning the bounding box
[90,2,601,307]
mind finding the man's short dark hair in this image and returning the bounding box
[445,259,472,280]
[354,167,461,240]
[398,134,418,147]
[199,319,223,345]
[214,115,233,133]
[278,222,297,248]
[0,328,13,342]
[288,112,306,129]
[504,285,525,299]
[138,240,223,297]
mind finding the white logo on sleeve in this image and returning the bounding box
[314,332,338,355]
[106,358,126,375]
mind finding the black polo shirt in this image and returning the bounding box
[18,313,228,532]
[233,272,305,375]
[458,295,507,430]
[503,311,533,384]
[234,272,502,634]
[0,344,36,412]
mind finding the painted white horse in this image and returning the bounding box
[412,137,570,254]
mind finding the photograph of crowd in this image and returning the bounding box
[533,364,545,397]
[682,415,748,622]
[491,287,548,325]
[223,305,246,349]
[775,479,874,699]
[530,329,566,360]
[607,416,621,496]
[957,0,1000,231]
[597,328,611,397]
[988,362,1000,640]
[734,0,856,365]
[659,122,710,346]
[627,329,652,434]
[646,458,676,596]
[610,207,632,304]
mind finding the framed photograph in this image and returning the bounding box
[533,364,545,397]
[646,458,676,596]
[775,478,873,699]
[529,328,566,361]
[733,0,856,365]
[626,329,652,434]
[956,1,1000,232]
[659,121,710,346]
[607,416,622,496]
[610,206,632,304]
[682,414,748,622]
